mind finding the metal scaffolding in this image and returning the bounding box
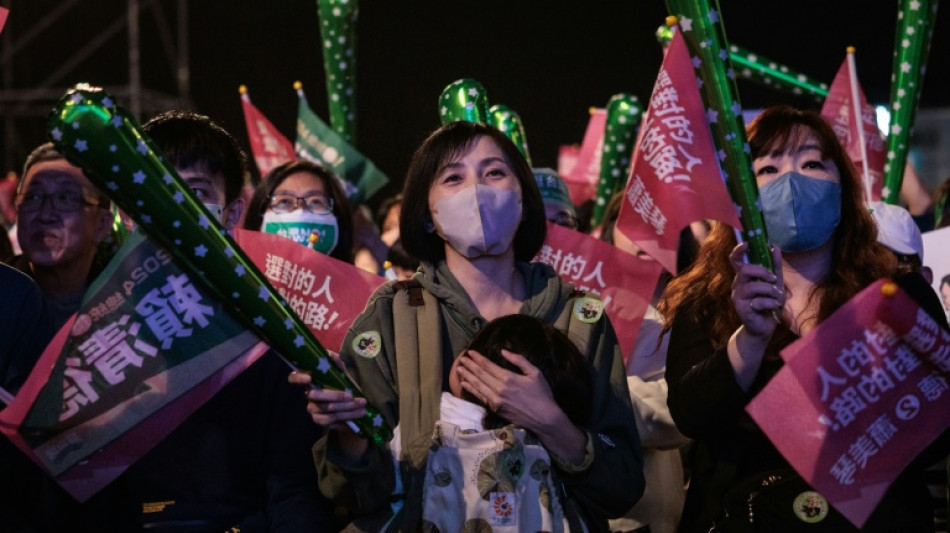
[0,0,191,172]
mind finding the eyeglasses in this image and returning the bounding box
[15,191,101,213]
[267,193,334,215]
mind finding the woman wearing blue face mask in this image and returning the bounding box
[243,160,354,263]
[290,121,644,532]
[659,106,948,532]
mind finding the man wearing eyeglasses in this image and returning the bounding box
[7,142,112,329]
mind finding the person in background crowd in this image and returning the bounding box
[871,200,933,284]
[870,200,949,530]
[376,193,403,247]
[599,191,689,533]
[382,238,419,281]
[660,105,947,533]
[0,263,53,399]
[6,143,113,330]
[5,111,338,533]
[291,120,644,532]
[0,263,55,533]
[143,110,248,231]
[534,168,579,230]
[899,161,935,232]
[244,159,354,264]
[0,224,12,261]
[933,175,950,230]
[352,193,404,276]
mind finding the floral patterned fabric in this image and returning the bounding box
[421,421,578,533]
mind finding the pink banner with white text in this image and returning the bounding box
[615,28,739,274]
[534,222,663,360]
[233,228,384,353]
[747,279,950,528]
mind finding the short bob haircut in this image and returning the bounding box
[143,110,248,206]
[400,121,546,263]
[243,159,354,264]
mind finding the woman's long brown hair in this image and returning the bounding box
[658,105,896,348]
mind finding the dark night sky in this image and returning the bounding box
[4,0,949,206]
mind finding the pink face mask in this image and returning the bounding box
[431,184,522,258]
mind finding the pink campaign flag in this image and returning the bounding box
[563,109,606,206]
[614,28,740,274]
[534,222,663,361]
[747,279,950,528]
[240,89,295,177]
[232,228,384,353]
[557,144,580,184]
[0,7,9,35]
[821,54,886,201]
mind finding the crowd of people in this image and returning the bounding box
[0,102,948,533]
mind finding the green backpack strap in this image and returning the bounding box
[391,280,442,468]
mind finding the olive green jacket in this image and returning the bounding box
[314,260,644,531]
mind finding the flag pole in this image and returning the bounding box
[846,47,873,206]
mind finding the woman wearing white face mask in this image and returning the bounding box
[659,106,948,533]
[243,160,354,263]
[290,121,644,532]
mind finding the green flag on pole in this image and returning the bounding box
[294,82,388,205]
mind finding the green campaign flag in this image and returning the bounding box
[295,84,388,205]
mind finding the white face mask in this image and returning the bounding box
[261,211,339,255]
[431,184,522,258]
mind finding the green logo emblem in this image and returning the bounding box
[573,297,603,324]
[793,490,829,523]
[352,330,381,358]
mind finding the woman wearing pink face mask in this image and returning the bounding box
[290,121,644,532]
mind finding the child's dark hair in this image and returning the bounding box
[387,238,419,272]
[465,314,594,429]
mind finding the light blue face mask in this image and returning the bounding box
[760,171,841,252]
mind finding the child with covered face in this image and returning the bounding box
[388,314,595,532]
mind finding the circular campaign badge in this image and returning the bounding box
[573,297,604,324]
[792,490,829,523]
[352,330,382,359]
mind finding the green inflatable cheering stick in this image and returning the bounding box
[47,84,392,445]
[439,78,490,125]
